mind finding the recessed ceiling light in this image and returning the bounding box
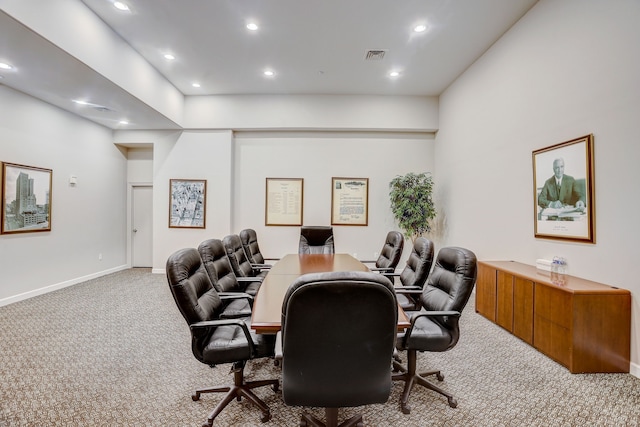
[389,71,401,77]
[246,22,258,31]
[119,120,129,125]
[192,83,201,88]
[0,62,13,70]
[163,53,175,60]
[113,2,130,12]
[73,99,89,105]
[414,24,428,33]
[263,70,275,77]
[114,2,130,12]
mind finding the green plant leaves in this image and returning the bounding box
[389,172,436,241]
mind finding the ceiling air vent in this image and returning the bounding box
[365,49,387,60]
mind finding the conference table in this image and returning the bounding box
[250,253,411,334]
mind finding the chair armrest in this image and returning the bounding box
[250,263,272,270]
[410,310,461,326]
[219,292,254,304]
[394,287,422,295]
[370,267,395,273]
[191,319,256,355]
[237,276,263,283]
[263,257,280,261]
[274,331,283,363]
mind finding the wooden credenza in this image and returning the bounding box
[476,260,631,373]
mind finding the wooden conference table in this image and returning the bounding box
[250,253,411,334]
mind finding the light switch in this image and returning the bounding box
[69,175,77,185]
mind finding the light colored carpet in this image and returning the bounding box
[1,268,639,426]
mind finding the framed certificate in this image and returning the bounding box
[331,177,368,226]
[265,178,303,226]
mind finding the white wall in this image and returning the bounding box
[435,0,640,373]
[232,131,435,260]
[185,94,438,131]
[0,0,184,126]
[0,85,127,304]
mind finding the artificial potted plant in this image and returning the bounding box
[389,172,436,242]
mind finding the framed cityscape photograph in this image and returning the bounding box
[331,177,369,226]
[533,134,595,243]
[1,162,53,234]
[169,179,206,228]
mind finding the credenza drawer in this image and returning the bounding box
[534,283,572,329]
[534,315,571,368]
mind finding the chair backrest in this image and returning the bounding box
[197,238,242,293]
[376,231,404,270]
[239,228,265,264]
[166,247,224,325]
[420,246,477,332]
[298,226,335,254]
[399,237,434,288]
[223,234,255,277]
[281,271,398,408]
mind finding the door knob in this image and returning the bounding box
[133,229,138,232]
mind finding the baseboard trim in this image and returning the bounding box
[152,268,165,275]
[630,362,640,379]
[0,264,129,308]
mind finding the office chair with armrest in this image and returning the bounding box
[198,238,262,297]
[239,228,280,270]
[298,226,335,254]
[281,271,398,427]
[361,231,404,273]
[384,237,434,311]
[223,234,270,279]
[393,246,477,413]
[166,248,279,427]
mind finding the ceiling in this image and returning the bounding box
[0,0,538,129]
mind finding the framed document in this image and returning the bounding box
[1,162,53,234]
[533,134,595,243]
[169,179,207,228]
[265,178,303,226]
[331,177,368,226]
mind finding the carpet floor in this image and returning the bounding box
[1,268,639,426]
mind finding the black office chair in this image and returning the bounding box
[198,238,262,297]
[384,237,434,311]
[362,231,405,273]
[393,246,477,413]
[298,226,335,254]
[165,248,279,426]
[223,234,269,279]
[281,271,398,427]
[239,228,279,270]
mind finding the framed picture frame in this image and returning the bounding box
[1,162,53,234]
[533,134,595,243]
[265,178,303,226]
[331,177,369,226]
[169,179,206,228]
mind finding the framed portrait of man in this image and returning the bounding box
[532,134,595,243]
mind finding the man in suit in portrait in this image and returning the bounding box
[537,158,585,210]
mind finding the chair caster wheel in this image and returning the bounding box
[436,372,445,381]
[272,382,280,392]
[192,393,200,401]
[261,411,272,422]
[448,397,458,408]
[401,404,411,414]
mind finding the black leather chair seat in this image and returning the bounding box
[200,319,275,364]
[403,314,455,351]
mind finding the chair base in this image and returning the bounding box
[300,408,363,427]
[192,361,279,427]
[392,350,457,413]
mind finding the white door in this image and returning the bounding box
[132,185,153,267]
